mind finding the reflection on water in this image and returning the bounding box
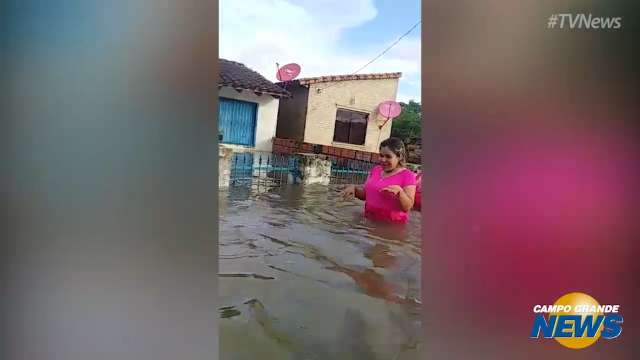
[219,184,422,360]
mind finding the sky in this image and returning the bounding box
[219,0,421,103]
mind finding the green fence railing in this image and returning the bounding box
[228,151,377,189]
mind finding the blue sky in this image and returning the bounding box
[338,1,421,51]
[219,0,421,103]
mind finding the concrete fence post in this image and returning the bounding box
[295,153,332,185]
[219,145,233,189]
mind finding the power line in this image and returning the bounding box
[352,20,421,75]
[319,20,421,92]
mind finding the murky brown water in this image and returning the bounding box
[219,184,422,360]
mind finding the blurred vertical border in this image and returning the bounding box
[2,1,220,359]
[422,0,639,358]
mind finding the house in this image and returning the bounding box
[275,72,401,154]
[218,59,290,152]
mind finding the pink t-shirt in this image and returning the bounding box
[363,166,417,223]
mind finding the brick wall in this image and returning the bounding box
[273,137,381,164]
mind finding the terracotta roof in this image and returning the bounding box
[280,72,402,86]
[219,59,290,98]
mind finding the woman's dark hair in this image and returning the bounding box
[380,137,407,166]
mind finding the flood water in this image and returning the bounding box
[219,184,422,360]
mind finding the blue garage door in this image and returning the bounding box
[218,97,258,146]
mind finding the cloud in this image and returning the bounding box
[219,0,420,101]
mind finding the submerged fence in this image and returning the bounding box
[229,152,298,188]
[228,151,375,188]
[328,156,375,185]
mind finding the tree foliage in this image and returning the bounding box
[390,100,421,145]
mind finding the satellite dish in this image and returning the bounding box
[375,100,402,133]
[377,101,402,119]
[276,63,301,81]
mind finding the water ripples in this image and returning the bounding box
[219,184,422,359]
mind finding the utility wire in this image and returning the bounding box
[351,20,421,75]
[319,20,421,92]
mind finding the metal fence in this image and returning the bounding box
[228,151,375,188]
[229,151,299,188]
[328,156,376,185]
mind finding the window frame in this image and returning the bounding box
[332,108,369,146]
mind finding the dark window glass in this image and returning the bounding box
[333,109,368,145]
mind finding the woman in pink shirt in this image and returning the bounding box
[342,138,417,223]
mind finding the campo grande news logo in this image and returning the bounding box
[530,292,623,349]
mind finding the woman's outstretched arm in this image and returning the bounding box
[342,185,366,201]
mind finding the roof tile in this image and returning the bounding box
[277,72,402,86]
[219,59,290,97]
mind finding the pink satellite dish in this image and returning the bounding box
[276,63,301,81]
[375,100,402,131]
[377,100,402,119]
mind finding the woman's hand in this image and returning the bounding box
[380,185,403,196]
[342,185,356,200]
